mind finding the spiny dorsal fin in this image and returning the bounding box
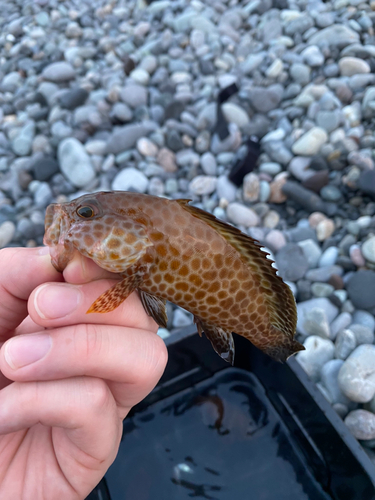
[176,199,297,338]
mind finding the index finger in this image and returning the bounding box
[0,247,62,341]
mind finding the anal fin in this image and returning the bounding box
[87,275,140,314]
[139,290,168,328]
[195,317,235,365]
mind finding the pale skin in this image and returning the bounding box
[0,247,168,500]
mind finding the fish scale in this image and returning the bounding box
[44,191,303,364]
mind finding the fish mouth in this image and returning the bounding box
[43,203,74,272]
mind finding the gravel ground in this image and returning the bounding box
[1,0,375,459]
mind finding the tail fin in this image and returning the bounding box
[262,326,305,363]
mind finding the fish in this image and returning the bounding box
[44,191,303,365]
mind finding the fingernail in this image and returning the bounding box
[34,284,82,319]
[5,334,52,369]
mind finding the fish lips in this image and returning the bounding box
[43,203,74,272]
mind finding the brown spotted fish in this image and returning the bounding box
[44,191,303,364]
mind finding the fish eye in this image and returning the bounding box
[77,206,95,218]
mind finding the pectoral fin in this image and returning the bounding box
[87,275,141,313]
[195,317,235,365]
[139,290,168,328]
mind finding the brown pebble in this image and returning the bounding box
[302,170,329,193]
[328,274,344,289]
[18,170,33,190]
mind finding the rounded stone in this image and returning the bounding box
[136,137,158,157]
[292,127,328,156]
[339,57,371,77]
[0,221,16,248]
[226,203,260,227]
[112,167,148,193]
[362,236,375,264]
[346,270,375,310]
[338,345,375,403]
[58,138,95,188]
[189,176,217,196]
[335,329,357,360]
[275,243,309,282]
[345,410,375,440]
[42,62,76,82]
[296,336,335,382]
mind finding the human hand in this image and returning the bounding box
[0,247,168,499]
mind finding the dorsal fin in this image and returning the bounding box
[176,199,297,338]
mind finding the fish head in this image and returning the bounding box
[44,193,153,274]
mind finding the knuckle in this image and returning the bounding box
[83,377,112,413]
[130,334,168,388]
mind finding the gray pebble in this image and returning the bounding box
[42,62,76,82]
[112,167,148,193]
[330,312,353,341]
[349,324,375,346]
[275,243,309,282]
[297,298,338,336]
[318,247,338,267]
[200,152,217,176]
[305,265,343,283]
[0,221,16,248]
[297,239,322,268]
[58,137,95,188]
[338,345,375,402]
[321,359,352,405]
[346,271,375,310]
[226,203,259,227]
[296,335,335,382]
[352,311,375,333]
[345,410,375,440]
[335,329,357,360]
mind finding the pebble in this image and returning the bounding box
[137,137,158,157]
[330,312,353,340]
[226,203,260,227]
[308,25,359,48]
[243,173,260,202]
[346,271,375,310]
[296,336,335,382]
[305,265,343,282]
[200,152,217,176]
[335,329,357,360]
[297,298,338,337]
[33,158,59,182]
[0,221,16,248]
[275,243,309,282]
[297,239,322,268]
[303,307,331,338]
[173,308,193,328]
[106,123,156,155]
[120,85,148,109]
[42,62,76,82]
[216,176,237,203]
[59,88,88,110]
[362,237,375,264]
[112,102,133,122]
[321,360,352,405]
[112,167,149,193]
[189,176,217,196]
[58,138,95,188]
[222,103,249,128]
[157,148,177,173]
[339,57,371,77]
[349,325,375,346]
[352,311,375,333]
[319,247,338,267]
[12,122,35,157]
[345,410,375,440]
[316,219,335,241]
[292,127,328,156]
[338,345,375,403]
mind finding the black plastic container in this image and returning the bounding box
[87,326,375,500]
